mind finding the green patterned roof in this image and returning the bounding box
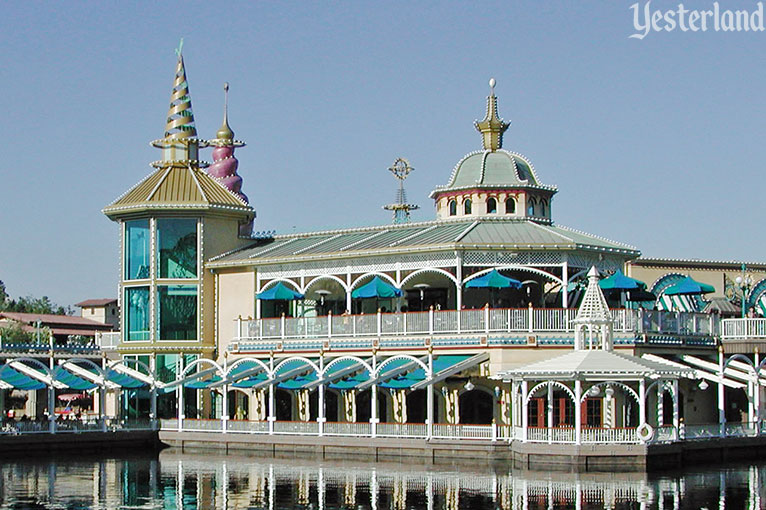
[208,218,639,267]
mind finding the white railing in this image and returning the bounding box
[235,308,717,343]
[226,420,269,434]
[722,318,766,339]
[377,422,427,438]
[526,427,577,443]
[582,427,638,443]
[96,331,121,350]
[652,425,678,442]
[323,421,371,436]
[182,419,222,432]
[273,421,320,435]
[432,423,492,440]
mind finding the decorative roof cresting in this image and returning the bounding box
[474,78,510,152]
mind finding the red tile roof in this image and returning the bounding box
[75,298,118,307]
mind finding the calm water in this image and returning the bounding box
[0,450,763,509]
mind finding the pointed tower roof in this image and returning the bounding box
[104,49,254,224]
[573,266,612,324]
[474,78,510,152]
[164,45,197,139]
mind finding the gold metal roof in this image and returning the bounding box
[103,165,254,219]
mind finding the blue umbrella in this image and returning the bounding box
[599,270,646,291]
[465,269,522,289]
[351,276,402,298]
[257,282,305,300]
[664,276,715,296]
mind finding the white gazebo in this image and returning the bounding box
[499,267,694,444]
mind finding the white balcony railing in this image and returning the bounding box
[234,308,717,343]
[722,318,766,340]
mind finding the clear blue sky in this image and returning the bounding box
[1,1,764,307]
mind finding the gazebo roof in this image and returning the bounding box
[497,349,693,381]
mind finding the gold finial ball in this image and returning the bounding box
[489,78,496,89]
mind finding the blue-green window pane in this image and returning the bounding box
[157,219,197,278]
[125,287,150,341]
[157,285,197,340]
[156,354,179,383]
[125,220,150,280]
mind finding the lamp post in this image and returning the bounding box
[735,264,754,319]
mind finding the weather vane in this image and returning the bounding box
[383,157,419,224]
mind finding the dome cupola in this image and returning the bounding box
[430,79,557,223]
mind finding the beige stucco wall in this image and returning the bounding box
[216,268,256,360]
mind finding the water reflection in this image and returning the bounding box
[0,451,763,509]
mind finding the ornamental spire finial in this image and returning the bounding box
[216,82,235,141]
[474,77,509,151]
[164,40,197,139]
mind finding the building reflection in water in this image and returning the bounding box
[0,452,763,509]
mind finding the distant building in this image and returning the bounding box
[0,311,112,345]
[75,298,120,329]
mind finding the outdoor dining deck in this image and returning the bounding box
[233,307,718,343]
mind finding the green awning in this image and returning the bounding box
[0,365,46,390]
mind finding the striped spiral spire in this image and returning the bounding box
[164,49,197,139]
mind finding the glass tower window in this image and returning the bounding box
[125,287,150,341]
[157,219,197,279]
[125,220,150,280]
[157,285,198,340]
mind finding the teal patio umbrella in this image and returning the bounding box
[465,269,522,307]
[351,276,402,299]
[599,270,645,291]
[664,276,715,296]
[465,269,522,289]
[257,282,305,300]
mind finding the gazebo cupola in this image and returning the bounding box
[572,266,615,351]
[430,79,557,223]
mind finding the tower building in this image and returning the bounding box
[103,50,255,413]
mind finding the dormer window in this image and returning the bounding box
[487,197,497,214]
[505,197,516,214]
[449,199,457,216]
[539,199,547,217]
[464,198,472,215]
[527,198,536,216]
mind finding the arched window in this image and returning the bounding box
[527,198,536,216]
[464,198,472,215]
[540,199,547,217]
[505,197,516,214]
[448,199,457,216]
[487,197,497,214]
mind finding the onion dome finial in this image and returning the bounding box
[216,82,235,141]
[474,77,510,151]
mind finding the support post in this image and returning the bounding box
[268,352,275,435]
[427,347,434,440]
[562,261,569,309]
[718,346,726,436]
[755,348,761,432]
[547,382,553,443]
[177,384,184,432]
[639,378,646,427]
[574,379,582,445]
[318,352,325,436]
[672,379,680,439]
[149,354,156,430]
[521,380,528,442]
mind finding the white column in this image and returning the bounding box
[222,385,229,432]
[672,379,680,431]
[574,380,582,445]
[268,353,275,435]
[639,379,646,426]
[149,355,157,430]
[177,384,184,432]
[427,349,434,439]
[521,380,528,442]
[562,262,569,309]
[718,347,726,435]
[546,382,553,443]
[755,348,761,429]
[371,386,378,437]
[455,253,463,331]
[318,355,325,436]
